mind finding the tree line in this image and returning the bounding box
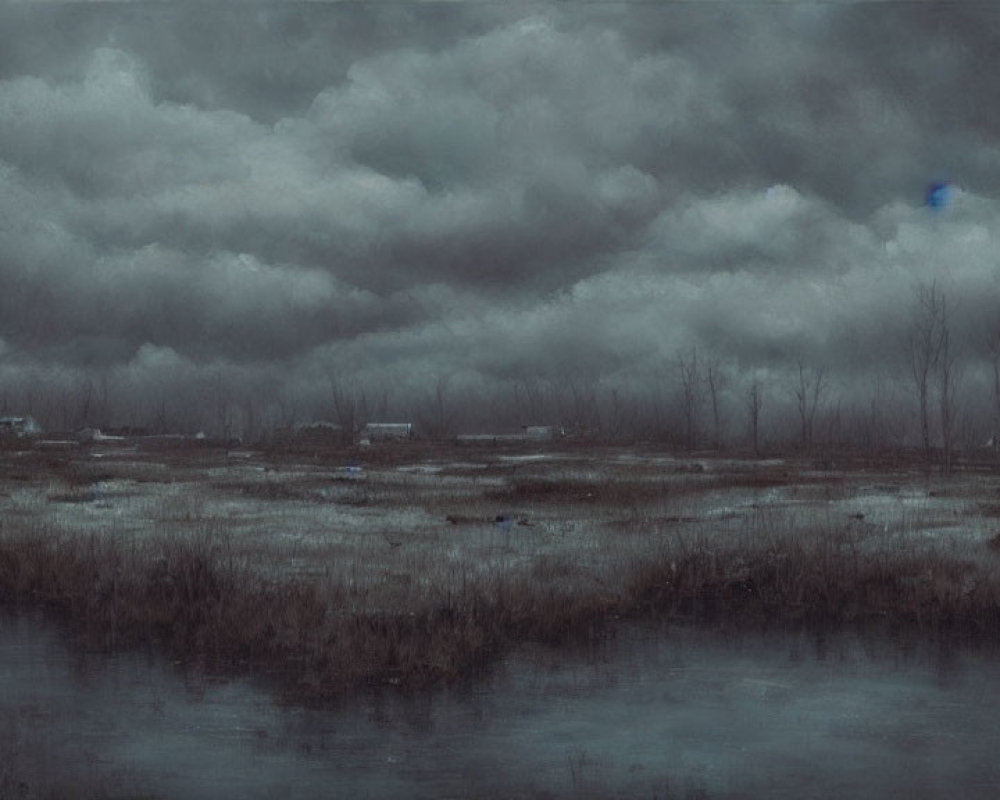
[0,281,996,463]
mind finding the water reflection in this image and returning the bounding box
[2,616,1000,798]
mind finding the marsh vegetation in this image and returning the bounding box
[3,440,1000,796]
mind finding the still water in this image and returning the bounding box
[3,616,999,799]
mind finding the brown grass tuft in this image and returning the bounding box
[4,517,1000,704]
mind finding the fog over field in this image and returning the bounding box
[2,2,1000,440]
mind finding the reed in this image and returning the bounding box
[2,502,999,704]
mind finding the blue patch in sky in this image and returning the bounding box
[925,181,951,211]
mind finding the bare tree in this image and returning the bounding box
[565,378,600,436]
[986,328,1000,458]
[746,377,763,456]
[361,383,389,423]
[677,348,702,449]
[512,378,554,429]
[602,387,623,442]
[646,370,670,439]
[154,398,169,435]
[21,380,36,421]
[73,377,94,430]
[90,371,111,428]
[213,371,233,440]
[705,359,726,449]
[418,375,454,439]
[938,296,958,474]
[273,396,297,431]
[331,377,368,443]
[908,281,946,460]
[855,376,899,453]
[792,362,827,450]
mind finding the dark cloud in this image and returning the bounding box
[1,2,999,434]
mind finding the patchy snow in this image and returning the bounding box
[4,447,1000,589]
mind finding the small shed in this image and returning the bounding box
[0,416,41,439]
[76,428,126,444]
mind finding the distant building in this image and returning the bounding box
[0,416,41,439]
[361,423,413,442]
[457,427,566,445]
[75,427,101,444]
[75,428,126,444]
[456,434,504,445]
[521,425,563,440]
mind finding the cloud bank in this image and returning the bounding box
[1,3,999,438]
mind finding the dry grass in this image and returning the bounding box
[0,528,618,701]
[626,524,1000,635]
[3,444,1000,704]
[2,518,999,703]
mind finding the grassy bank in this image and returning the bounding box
[0,530,625,700]
[2,509,999,702]
[628,524,1000,636]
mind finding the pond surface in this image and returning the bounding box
[3,616,999,799]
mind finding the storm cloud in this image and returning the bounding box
[1,2,999,438]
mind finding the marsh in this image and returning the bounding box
[3,441,1000,797]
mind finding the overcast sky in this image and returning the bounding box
[2,2,1000,428]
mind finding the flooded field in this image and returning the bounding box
[4,442,995,586]
[4,615,1000,799]
[3,441,1000,797]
